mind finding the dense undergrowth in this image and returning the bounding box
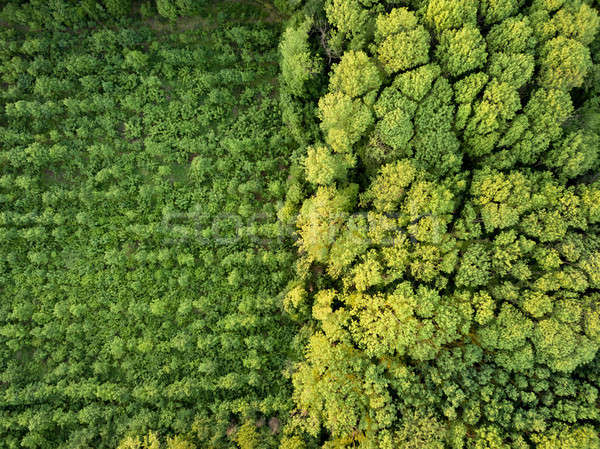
[2,0,600,448]
[0,2,297,448]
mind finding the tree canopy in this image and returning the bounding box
[280,0,600,447]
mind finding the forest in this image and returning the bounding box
[0,0,599,448]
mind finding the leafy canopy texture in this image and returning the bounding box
[0,2,298,448]
[282,0,600,447]
[2,0,600,448]
[0,0,198,25]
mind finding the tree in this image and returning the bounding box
[303,144,352,186]
[329,50,381,98]
[280,18,323,98]
[436,25,487,77]
[317,91,373,153]
[103,0,131,17]
[374,8,431,75]
[539,36,593,90]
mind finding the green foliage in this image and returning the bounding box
[374,8,431,74]
[0,0,205,27]
[118,432,194,449]
[2,0,600,448]
[297,184,357,263]
[324,0,374,51]
[543,129,600,180]
[103,0,132,17]
[424,0,478,32]
[0,5,297,449]
[318,91,373,152]
[303,144,351,185]
[284,0,600,447]
[277,8,328,149]
[532,425,600,449]
[436,25,487,77]
[155,0,193,20]
[539,36,593,90]
[329,50,381,98]
[280,17,323,98]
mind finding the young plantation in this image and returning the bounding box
[0,2,297,448]
[1,0,600,448]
